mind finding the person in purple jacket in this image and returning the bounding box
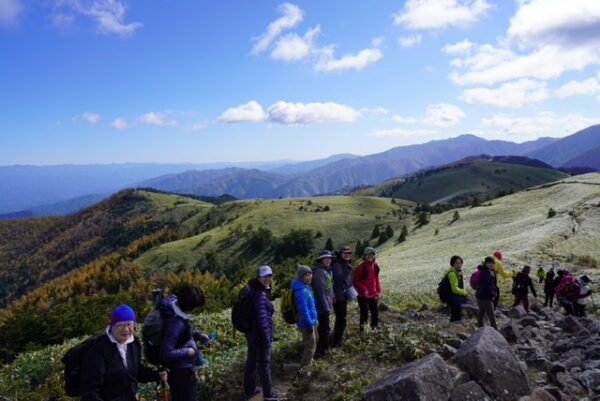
[159,284,211,401]
[476,256,498,330]
[243,265,280,400]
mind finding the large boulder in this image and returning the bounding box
[508,305,528,318]
[363,353,452,401]
[449,380,491,401]
[500,321,522,343]
[452,326,530,400]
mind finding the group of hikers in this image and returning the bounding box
[68,246,382,401]
[441,251,594,330]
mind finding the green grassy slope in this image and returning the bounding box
[135,196,414,273]
[376,172,600,294]
[356,161,569,205]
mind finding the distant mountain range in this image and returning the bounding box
[1,124,599,215]
[350,155,569,205]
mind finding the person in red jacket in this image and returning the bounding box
[353,248,381,331]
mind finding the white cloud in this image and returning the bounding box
[267,101,359,125]
[393,0,492,30]
[0,0,22,27]
[314,47,382,72]
[75,112,101,124]
[398,34,423,48]
[58,0,142,36]
[138,112,177,126]
[392,115,419,124]
[371,37,385,47]
[111,118,129,130]
[367,128,438,137]
[218,101,267,123]
[442,38,475,55]
[461,79,548,107]
[271,26,319,61]
[190,123,207,130]
[556,74,600,98]
[423,103,465,126]
[507,0,600,49]
[449,43,600,86]
[480,111,599,140]
[252,3,303,54]
[361,107,389,115]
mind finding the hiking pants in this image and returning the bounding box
[449,300,462,322]
[358,296,379,330]
[332,300,347,346]
[493,286,500,308]
[298,325,317,368]
[574,303,586,317]
[244,332,273,397]
[562,301,575,316]
[544,290,555,307]
[477,298,498,329]
[316,311,330,355]
[513,295,529,312]
[168,368,197,401]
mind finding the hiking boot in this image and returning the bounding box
[244,386,262,398]
[263,391,281,400]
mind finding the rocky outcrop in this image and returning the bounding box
[363,353,452,401]
[452,326,530,399]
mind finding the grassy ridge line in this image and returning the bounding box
[135,196,414,270]
[353,161,569,204]
[376,173,600,294]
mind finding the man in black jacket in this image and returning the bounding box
[331,246,355,347]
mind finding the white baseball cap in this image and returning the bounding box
[257,265,273,277]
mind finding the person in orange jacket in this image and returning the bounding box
[353,248,381,331]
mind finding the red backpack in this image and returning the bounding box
[555,275,578,299]
[470,269,482,290]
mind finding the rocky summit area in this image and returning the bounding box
[364,297,600,401]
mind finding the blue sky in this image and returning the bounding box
[1,0,600,165]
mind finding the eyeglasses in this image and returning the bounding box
[113,322,136,330]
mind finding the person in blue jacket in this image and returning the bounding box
[243,265,280,401]
[159,284,211,401]
[291,264,318,371]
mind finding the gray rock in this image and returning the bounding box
[577,369,600,392]
[447,338,463,349]
[543,386,563,401]
[457,332,471,340]
[418,303,429,312]
[562,356,583,370]
[448,364,471,387]
[584,360,600,371]
[520,316,540,328]
[529,387,558,401]
[364,353,452,401]
[556,315,588,334]
[452,326,530,400]
[555,371,584,394]
[378,302,390,312]
[509,305,528,318]
[501,321,522,343]
[585,345,600,360]
[450,380,492,401]
[527,357,553,372]
[442,344,458,359]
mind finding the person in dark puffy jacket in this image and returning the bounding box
[476,257,498,330]
[331,246,355,347]
[80,304,166,401]
[511,265,537,312]
[159,284,210,401]
[311,250,335,356]
[353,248,381,331]
[243,266,280,400]
[291,264,318,371]
[543,268,556,307]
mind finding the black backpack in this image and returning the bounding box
[62,332,104,397]
[231,284,255,333]
[142,289,166,366]
[512,274,528,295]
[437,273,452,304]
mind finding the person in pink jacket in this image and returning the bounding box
[352,248,381,331]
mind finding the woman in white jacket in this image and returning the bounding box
[575,275,593,317]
